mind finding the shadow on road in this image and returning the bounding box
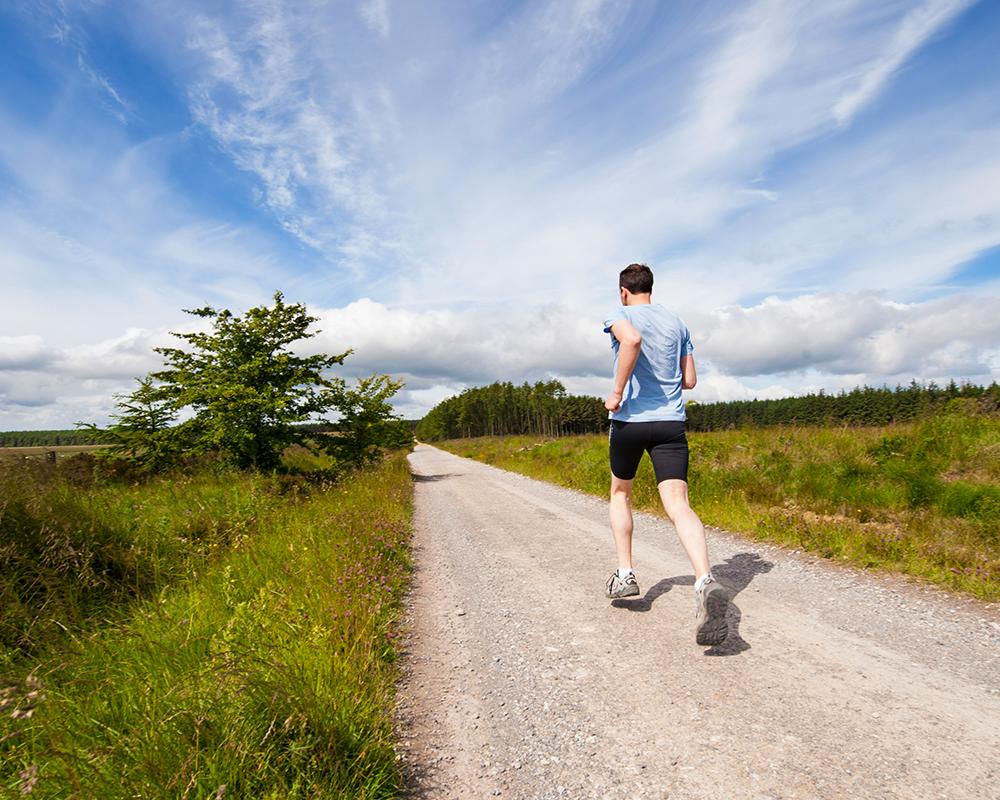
[612,552,774,657]
[611,576,676,612]
[411,473,459,483]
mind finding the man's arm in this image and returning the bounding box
[605,319,642,411]
[681,354,697,390]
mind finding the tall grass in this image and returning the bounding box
[1,458,285,666]
[438,413,1000,601]
[1,455,412,798]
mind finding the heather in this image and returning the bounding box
[438,411,1000,601]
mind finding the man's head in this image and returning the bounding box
[619,263,653,305]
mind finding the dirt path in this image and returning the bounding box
[395,445,1000,800]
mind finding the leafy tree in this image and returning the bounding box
[326,374,413,466]
[79,377,180,471]
[83,292,409,471]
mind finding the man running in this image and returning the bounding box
[602,263,729,646]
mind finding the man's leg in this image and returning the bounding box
[606,474,640,598]
[606,421,644,598]
[609,475,635,570]
[657,479,710,578]
[659,478,729,644]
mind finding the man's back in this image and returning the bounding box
[603,303,693,422]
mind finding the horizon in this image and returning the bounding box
[3,377,997,434]
[2,1,1000,429]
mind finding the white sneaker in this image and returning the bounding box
[694,575,730,645]
[606,571,640,598]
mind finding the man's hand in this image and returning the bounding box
[605,390,623,412]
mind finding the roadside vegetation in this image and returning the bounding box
[2,293,415,798]
[1,453,411,798]
[438,409,1000,601]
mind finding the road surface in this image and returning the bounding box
[395,444,1000,800]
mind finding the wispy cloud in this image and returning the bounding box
[0,99,300,344]
[359,0,390,39]
[833,0,974,126]
[75,51,132,123]
[28,0,134,124]
[115,0,991,312]
[182,6,388,259]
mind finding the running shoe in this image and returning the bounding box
[606,571,640,598]
[694,575,730,645]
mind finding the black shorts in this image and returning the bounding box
[609,419,689,483]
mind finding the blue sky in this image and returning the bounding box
[1,0,999,427]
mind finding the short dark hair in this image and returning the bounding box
[619,263,653,294]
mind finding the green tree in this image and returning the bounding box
[148,292,350,470]
[85,292,407,472]
[326,374,413,466]
[79,377,181,471]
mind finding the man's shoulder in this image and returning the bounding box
[651,304,689,330]
[602,306,627,333]
[652,303,680,318]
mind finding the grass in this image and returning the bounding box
[1,457,287,663]
[436,412,1000,602]
[1,453,412,799]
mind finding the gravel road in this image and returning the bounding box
[395,444,1000,800]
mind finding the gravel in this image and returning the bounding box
[395,445,1000,800]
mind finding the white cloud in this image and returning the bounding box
[0,107,302,346]
[76,52,132,123]
[695,292,1000,379]
[30,1,134,124]
[182,7,388,258]
[377,0,992,310]
[359,0,390,39]
[514,0,629,102]
[56,328,175,380]
[833,0,974,126]
[94,0,993,317]
[3,289,999,427]
[0,336,52,370]
[306,298,608,382]
[392,382,463,420]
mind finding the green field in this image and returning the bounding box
[438,412,1000,601]
[0,444,110,461]
[1,453,412,799]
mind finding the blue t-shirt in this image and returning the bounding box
[602,304,694,422]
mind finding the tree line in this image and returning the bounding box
[8,373,997,450]
[0,430,101,447]
[416,379,1000,441]
[415,380,607,441]
[687,381,999,431]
